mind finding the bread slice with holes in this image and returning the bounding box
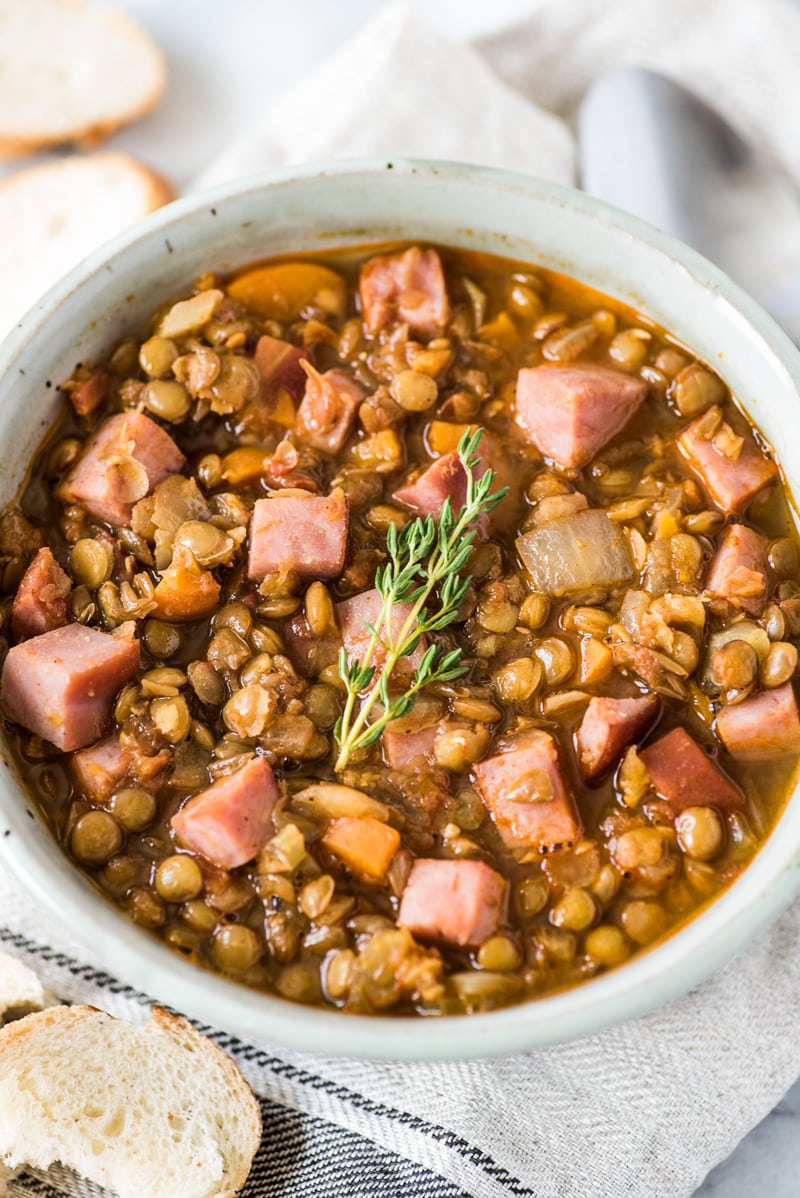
[0,0,167,156]
[0,1005,261,1198]
[0,152,173,339]
[0,951,56,1025]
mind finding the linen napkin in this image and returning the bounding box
[5,3,800,1197]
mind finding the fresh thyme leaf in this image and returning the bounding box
[333,428,509,771]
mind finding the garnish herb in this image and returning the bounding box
[334,429,508,771]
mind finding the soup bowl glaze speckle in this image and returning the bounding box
[1,160,799,1060]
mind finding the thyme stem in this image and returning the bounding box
[334,429,508,771]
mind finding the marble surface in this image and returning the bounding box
[34,0,800,1192]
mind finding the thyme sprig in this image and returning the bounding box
[334,429,508,771]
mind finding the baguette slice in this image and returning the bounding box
[0,0,166,156]
[0,152,173,340]
[0,951,56,1025]
[0,1005,261,1198]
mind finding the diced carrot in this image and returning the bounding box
[348,429,402,470]
[227,262,346,322]
[153,550,220,621]
[426,421,479,457]
[221,447,271,486]
[479,311,518,350]
[578,636,614,686]
[322,816,401,883]
[271,391,297,428]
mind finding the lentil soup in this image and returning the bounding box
[1,242,798,1015]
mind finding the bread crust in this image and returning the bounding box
[0,1004,261,1197]
[0,152,175,211]
[0,0,167,158]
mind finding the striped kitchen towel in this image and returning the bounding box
[3,855,800,1198]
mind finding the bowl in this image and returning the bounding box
[1,159,799,1060]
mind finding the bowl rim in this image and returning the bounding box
[2,156,800,1060]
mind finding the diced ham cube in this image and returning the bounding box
[514,365,648,470]
[639,726,742,812]
[294,368,363,455]
[70,734,168,804]
[394,450,467,518]
[577,694,659,781]
[359,246,450,338]
[398,858,507,947]
[10,548,71,640]
[282,613,341,675]
[473,730,582,851]
[705,524,770,614]
[247,491,348,580]
[69,369,109,418]
[395,429,511,535]
[382,721,439,769]
[171,755,279,869]
[58,412,186,526]
[716,684,800,760]
[677,415,777,513]
[71,735,128,802]
[336,587,425,675]
[0,624,140,751]
[322,815,401,883]
[254,334,309,401]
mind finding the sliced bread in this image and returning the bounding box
[0,950,56,1025]
[0,1004,261,1198]
[0,151,173,339]
[0,0,166,156]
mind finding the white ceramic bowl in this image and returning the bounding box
[1,159,799,1060]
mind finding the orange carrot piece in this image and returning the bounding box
[153,552,220,622]
[426,420,480,457]
[322,816,401,883]
[227,262,346,322]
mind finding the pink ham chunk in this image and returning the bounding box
[336,587,425,675]
[294,368,363,455]
[254,334,309,402]
[716,684,800,761]
[577,694,659,781]
[70,734,168,804]
[705,524,770,614]
[473,730,582,851]
[359,247,450,338]
[394,450,467,518]
[10,548,71,640]
[71,735,128,802]
[640,726,742,812]
[677,415,777,513]
[69,369,109,418]
[171,755,279,869]
[515,365,648,470]
[392,450,474,524]
[247,491,348,580]
[394,430,510,533]
[0,623,140,751]
[398,859,507,947]
[382,721,439,769]
[58,412,186,526]
[282,613,340,676]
